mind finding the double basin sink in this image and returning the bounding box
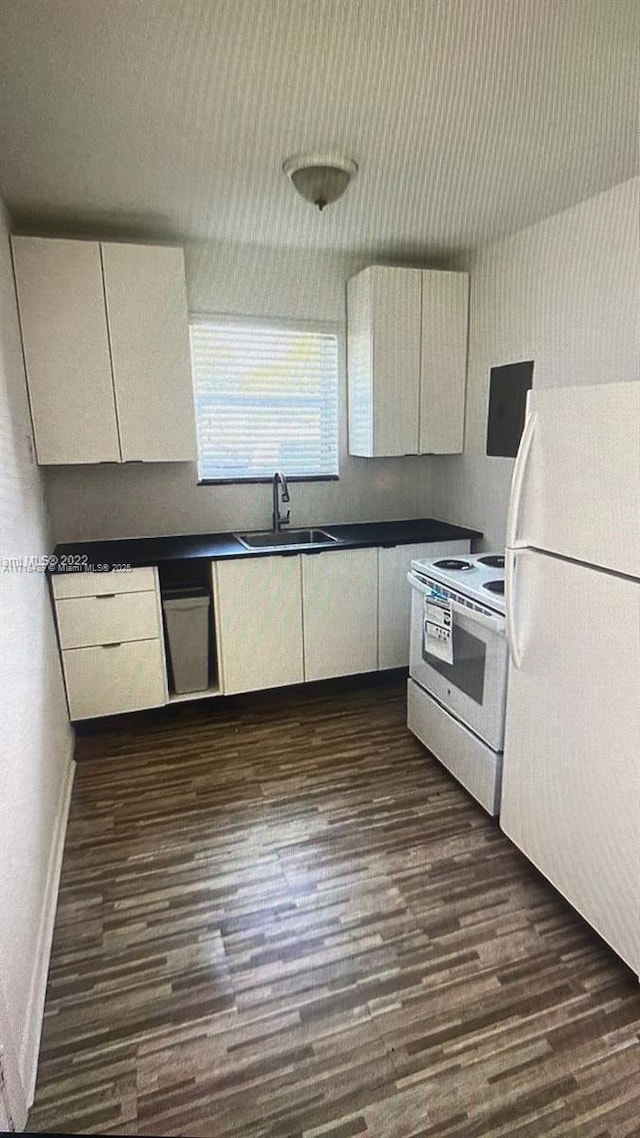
[234,527,339,550]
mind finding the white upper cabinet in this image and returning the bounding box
[419,270,468,454]
[101,243,196,462]
[11,237,121,464]
[347,265,468,457]
[12,236,197,465]
[347,266,421,456]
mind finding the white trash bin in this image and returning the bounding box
[162,587,210,694]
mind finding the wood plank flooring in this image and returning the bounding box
[28,677,640,1137]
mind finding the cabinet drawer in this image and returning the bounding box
[52,566,156,599]
[62,640,166,719]
[56,589,160,648]
[407,679,501,815]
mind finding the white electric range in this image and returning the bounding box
[406,553,507,815]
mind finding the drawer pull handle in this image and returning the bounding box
[96,593,117,599]
[103,642,122,648]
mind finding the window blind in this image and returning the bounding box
[190,321,340,481]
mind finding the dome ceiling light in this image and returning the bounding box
[283,154,358,212]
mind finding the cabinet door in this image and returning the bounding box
[302,548,378,681]
[346,269,374,456]
[419,270,468,454]
[12,237,120,464]
[214,556,304,695]
[101,243,197,462]
[378,540,470,669]
[348,266,421,457]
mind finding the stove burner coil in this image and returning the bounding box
[476,554,505,569]
[482,579,505,595]
[433,559,473,571]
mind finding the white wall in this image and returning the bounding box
[0,202,75,1112]
[433,178,640,550]
[45,241,435,543]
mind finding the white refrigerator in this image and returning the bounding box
[501,381,640,977]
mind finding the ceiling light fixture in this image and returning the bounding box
[283,154,358,212]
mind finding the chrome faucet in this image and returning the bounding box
[272,471,290,533]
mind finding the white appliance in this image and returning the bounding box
[407,553,507,815]
[501,380,640,978]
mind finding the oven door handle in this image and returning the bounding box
[407,572,506,635]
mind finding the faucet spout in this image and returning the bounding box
[272,472,291,533]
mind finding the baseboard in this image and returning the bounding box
[19,746,75,1106]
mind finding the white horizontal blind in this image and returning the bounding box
[190,320,339,480]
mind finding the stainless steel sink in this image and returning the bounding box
[235,528,338,549]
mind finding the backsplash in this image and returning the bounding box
[44,452,435,543]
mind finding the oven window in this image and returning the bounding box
[423,624,486,704]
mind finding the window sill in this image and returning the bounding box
[198,475,340,486]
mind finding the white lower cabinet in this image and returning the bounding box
[302,547,378,681]
[378,540,470,668]
[52,568,167,719]
[63,639,166,720]
[214,555,304,694]
[51,537,476,719]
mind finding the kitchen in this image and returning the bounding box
[0,1,639,1135]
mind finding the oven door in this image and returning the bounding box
[408,573,508,750]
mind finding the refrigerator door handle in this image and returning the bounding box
[505,549,522,669]
[506,410,537,549]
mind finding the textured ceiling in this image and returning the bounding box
[0,0,637,258]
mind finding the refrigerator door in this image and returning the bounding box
[501,548,640,974]
[506,381,639,578]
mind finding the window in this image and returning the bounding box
[189,319,340,482]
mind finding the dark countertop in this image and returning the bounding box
[51,518,482,573]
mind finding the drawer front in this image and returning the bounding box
[52,566,156,599]
[56,590,160,648]
[407,678,501,816]
[63,639,166,719]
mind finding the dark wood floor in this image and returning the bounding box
[28,677,640,1137]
